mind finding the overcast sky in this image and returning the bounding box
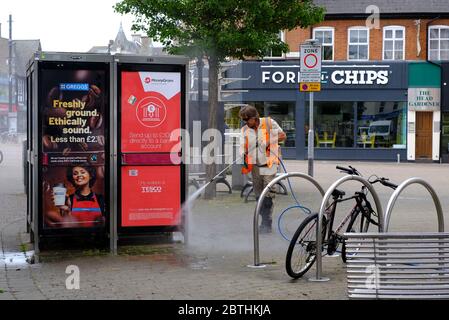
[0,0,146,52]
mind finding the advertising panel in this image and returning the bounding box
[40,68,107,230]
[121,71,181,153]
[121,166,181,227]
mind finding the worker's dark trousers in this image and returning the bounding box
[252,166,276,227]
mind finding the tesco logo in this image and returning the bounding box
[141,186,162,193]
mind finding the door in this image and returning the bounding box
[415,112,433,159]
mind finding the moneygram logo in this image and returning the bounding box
[148,78,174,85]
[136,96,167,128]
[145,77,152,84]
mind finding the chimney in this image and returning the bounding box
[141,36,153,48]
[131,34,141,44]
[139,36,153,55]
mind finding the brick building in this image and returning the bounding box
[222,0,449,162]
[284,0,449,62]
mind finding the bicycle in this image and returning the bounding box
[285,165,397,279]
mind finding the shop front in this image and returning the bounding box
[223,61,408,160]
[407,62,441,162]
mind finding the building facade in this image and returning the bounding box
[0,36,41,133]
[221,0,449,162]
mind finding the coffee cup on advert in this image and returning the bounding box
[53,183,67,206]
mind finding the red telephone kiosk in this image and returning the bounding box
[117,55,188,236]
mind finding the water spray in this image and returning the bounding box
[181,141,312,244]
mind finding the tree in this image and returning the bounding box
[115,0,325,199]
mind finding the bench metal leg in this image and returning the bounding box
[241,182,253,198]
[245,187,255,203]
[276,181,288,195]
[216,177,232,194]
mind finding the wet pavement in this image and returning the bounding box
[1,142,449,300]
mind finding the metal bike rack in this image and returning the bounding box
[384,177,444,232]
[311,175,384,282]
[251,172,326,268]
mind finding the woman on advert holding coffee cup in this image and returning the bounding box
[48,165,105,228]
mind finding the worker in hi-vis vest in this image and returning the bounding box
[239,106,286,233]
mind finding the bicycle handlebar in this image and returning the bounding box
[336,166,398,190]
[367,175,398,190]
[336,165,360,176]
[372,177,398,190]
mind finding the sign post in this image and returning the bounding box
[300,41,322,177]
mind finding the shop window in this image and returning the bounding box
[356,102,407,149]
[224,102,296,147]
[348,27,369,61]
[313,28,334,61]
[305,102,354,148]
[305,101,407,149]
[429,26,449,61]
[383,26,405,60]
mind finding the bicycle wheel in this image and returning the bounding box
[285,213,327,279]
[341,206,376,263]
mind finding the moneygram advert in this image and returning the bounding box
[121,71,181,154]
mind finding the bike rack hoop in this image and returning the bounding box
[252,172,326,268]
[310,175,384,282]
[384,177,444,232]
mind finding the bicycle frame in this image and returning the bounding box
[323,191,376,252]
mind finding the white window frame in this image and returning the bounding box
[313,27,334,61]
[428,25,449,61]
[382,26,405,60]
[347,27,370,61]
[264,31,285,59]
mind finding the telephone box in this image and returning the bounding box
[26,52,188,254]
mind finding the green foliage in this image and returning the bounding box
[114,0,325,61]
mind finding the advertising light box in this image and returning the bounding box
[40,66,108,230]
[121,71,181,154]
[121,166,181,227]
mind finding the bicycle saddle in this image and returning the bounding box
[332,189,345,198]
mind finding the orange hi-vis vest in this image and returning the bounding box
[242,117,280,175]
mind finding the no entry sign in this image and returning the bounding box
[300,45,322,73]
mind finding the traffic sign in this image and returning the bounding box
[300,44,322,74]
[300,82,321,92]
[300,72,321,83]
